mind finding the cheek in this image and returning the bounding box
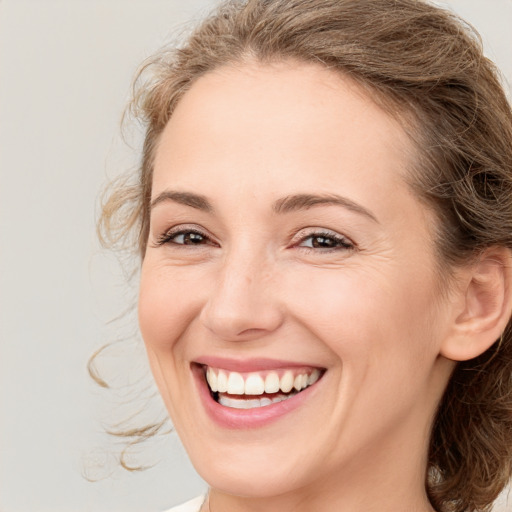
[138,281,173,351]
[138,263,202,352]
[138,263,206,416]
[283,263,441,366]
[291,265,444,428]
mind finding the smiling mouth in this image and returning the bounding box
[202,365,324,410]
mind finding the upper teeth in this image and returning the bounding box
[206,367,321,395]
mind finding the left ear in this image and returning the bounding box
[440,247,512,362]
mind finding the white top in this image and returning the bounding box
[162,495,206,512]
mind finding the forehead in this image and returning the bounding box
[152,61,417,218]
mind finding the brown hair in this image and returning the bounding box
[97,0,512,510]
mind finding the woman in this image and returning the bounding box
[98,0,512,511]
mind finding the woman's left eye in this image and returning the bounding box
[296,232,354,251]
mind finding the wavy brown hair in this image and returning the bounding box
[97,0,512,510]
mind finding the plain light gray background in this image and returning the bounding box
[1,1,511,511]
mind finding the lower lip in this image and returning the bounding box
[192,364,324,429]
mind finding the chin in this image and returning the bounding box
[192,453,310,498]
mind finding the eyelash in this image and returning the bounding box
[295,230,354,252]
[155,227,215,247]
[154,227,355,253]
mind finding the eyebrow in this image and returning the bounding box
[150,191,213,212]
[150,190,378,223]
[273,193,379,223]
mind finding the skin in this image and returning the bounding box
[138,61,461,512]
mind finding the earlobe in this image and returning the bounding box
[440,247,512,362]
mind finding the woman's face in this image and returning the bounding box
[139,62,456,500]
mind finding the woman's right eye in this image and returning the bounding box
[156,228,213,247]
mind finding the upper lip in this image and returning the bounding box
[194,356,325,373]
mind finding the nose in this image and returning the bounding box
[199,250,284,342]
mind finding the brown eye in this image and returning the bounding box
[310,236,337,248]
[176,232,206,245]
[298,232,353,251]
[156,228,212,247]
